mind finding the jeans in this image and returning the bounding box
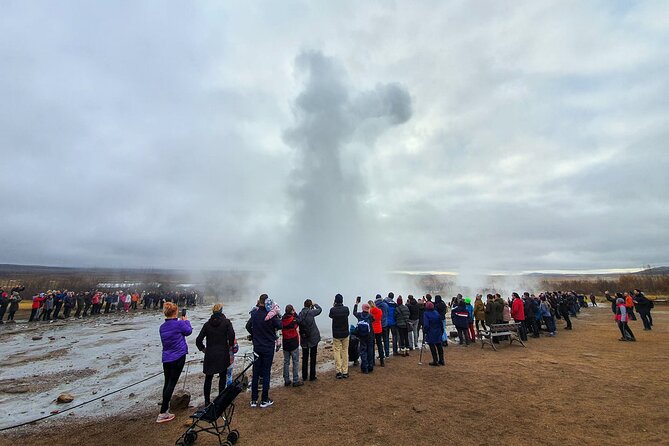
[562,311,572,329]
[374,333,385,363]
[382,327,390,357]
[408,319,419,349]
[456,327,469,345]
[398,326,409,351]
[302,345,317,381]
[544,316,556,333]
[53,302,62,319]
[203,373,225,405]
[161,355,186,413]
[332,337,349,374]
[251,350,274,402]
[359,334,374,372]
[428,343,444,364]
[389,325,399,354]
[283,348,299,384]
[638,311,652,330]
[475,319,487,332]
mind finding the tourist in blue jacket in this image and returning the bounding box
[384,292,399,356]
[451,300,470,345]
[423,302,445,366]
[374,294,390,358]
[246,294,282,408]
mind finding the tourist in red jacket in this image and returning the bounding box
[511,293,528,341]
[368,300,385,367]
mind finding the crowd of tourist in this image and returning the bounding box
[156,288,656,423]
[0,286,200,324]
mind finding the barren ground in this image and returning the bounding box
[2,306,668,446]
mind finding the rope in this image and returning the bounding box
[0,358,202,432]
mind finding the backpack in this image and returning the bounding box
[298,318,310,343]
[356,318,371,337]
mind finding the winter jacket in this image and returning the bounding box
[374,298,388,327]
[353,304,374,338]
[625,295,634,309]
[281,313,300,351]
[407,299,419,321]
[423,309,444,344]
[434,296,447,321]
[531,299,542,320]
[634,294,652,312]
[329,303,350,339]
[159,318,192,363]
[484,300,496,326]
[615,303,629,323]
[196,313,235,375]
[474,299,485,321]
[297,304,322,348]
[540,301,552,318]
[246,306,282,354]
[493,297,505,322]
[605,293,616,314]
[395,304,410,328]
[465,303,474,322]
[451,304,470,329]
[369,306,383,334]
[511,298,525,321]
[502,305,511,322]
[385,298,397,326]
[9,295,21,312]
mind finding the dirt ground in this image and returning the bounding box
[2,307,667,446]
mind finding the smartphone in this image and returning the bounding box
[181,309,187,317]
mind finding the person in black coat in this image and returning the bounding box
[246,294,282,407]
[328,294,350,379]
[196,303,235,406]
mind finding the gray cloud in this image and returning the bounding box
[0,1,667,278]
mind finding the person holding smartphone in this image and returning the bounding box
[157,302,192,423]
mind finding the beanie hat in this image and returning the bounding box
[425,301,434,310]
[375,294,382,300]
[334,294,343,304]
[362,303,370,312]
[465,297,471,304]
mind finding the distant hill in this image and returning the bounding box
[635,266,669,276]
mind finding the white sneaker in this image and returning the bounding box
[156,412,175,423]
[260,399,274,408]
[250,400,257,408]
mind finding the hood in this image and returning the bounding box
[209,312,224,327]
[434,295,443,304]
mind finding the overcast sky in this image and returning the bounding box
[1,0,668,274]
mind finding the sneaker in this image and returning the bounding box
[292,381,304,387]
[250,400,258,408]
[156,412,175,423]
[336,373,343,379]
[428,362,438,366]
[342,373,349,379]
[260,399,274,408]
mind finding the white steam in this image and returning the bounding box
[265,51,411,305]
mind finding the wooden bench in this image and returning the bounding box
[479,323,526,351]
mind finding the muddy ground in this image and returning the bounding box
[1,307,668,446]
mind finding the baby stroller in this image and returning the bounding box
[175,352,257,446]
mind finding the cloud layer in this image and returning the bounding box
[1,1,667,274]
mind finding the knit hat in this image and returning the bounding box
[375,294,382,300]
[425,301,434,310]
[465,297,471,304]
[334,294,343,304]
[362,303,370,312]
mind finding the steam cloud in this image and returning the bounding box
[265,51,411,304]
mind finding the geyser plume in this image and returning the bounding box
[266,51,411,303]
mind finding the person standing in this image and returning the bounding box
[328,294,350,379]
[633,289,653,331]
[281,305,302,387]
[7,291,21,322]
[558,294,572,330]
[353,300,375,374]
[246,294,282,408]
[195,303,235,406]
[394,296,411,356]
[464,297,476,342]
[434,295,448,347]
[75,292,85,318]
[384,293,399,356]
[423,302,445,366]
[406,295,419,350]
[540,295,556,336]
[0,290,9,323]
[157,302,192,423]
[298,299,322,382]
[474,295,486,334]
[511,293,527,341]
[368,300,385,367]
[53,291,65,319]
[374,294,389,358]
[615,298,635,341]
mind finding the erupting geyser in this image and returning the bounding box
[265,51,412,303]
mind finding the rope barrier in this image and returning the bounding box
[0,358,202,432]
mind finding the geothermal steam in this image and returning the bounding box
[266,51,411,303]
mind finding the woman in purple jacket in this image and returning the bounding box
[157,302,192,423]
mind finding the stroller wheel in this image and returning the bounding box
[227,430,239,444]
[184,430,198,446]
